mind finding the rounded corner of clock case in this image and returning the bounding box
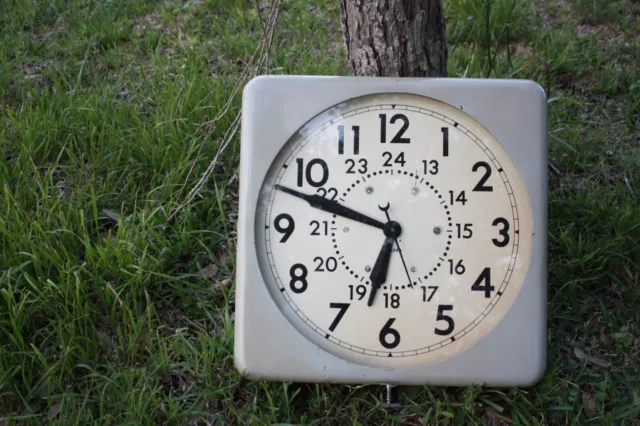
[233,351,250,377]
[233,340,275,381]
[243,74,273,95]
[510,79,547,102]
[520,354,547,387]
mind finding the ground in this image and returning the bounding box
[1,0,639,424]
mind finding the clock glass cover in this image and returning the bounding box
[254,93,533,367]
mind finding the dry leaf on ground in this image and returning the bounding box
[198,263,219,279]
[486,406,510,425]
[582,392,597,418]
[49,401,62,419]
[573,345,611,368]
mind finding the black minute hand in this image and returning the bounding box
[274,184,385,230]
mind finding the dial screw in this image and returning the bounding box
[366,186,374,194]
[433,226,442,235]
[343,227,350,233]
[411,266,417,273]
[365,265,371,272]
[411,187,419,195]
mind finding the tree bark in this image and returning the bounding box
[339,0,447,77]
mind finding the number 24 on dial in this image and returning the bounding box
[255,93,533,367]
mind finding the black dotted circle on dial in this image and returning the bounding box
[332,213,370,285]
[335,169,453,291]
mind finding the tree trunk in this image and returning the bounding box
[338,0,447,77]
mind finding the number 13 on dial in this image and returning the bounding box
[254,92,533,368]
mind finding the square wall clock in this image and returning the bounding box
[235,76,547,386]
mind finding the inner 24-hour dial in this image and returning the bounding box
[334,170,452,292]
[255,93,533,367]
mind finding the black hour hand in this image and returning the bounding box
[367,236,393,307]
[274,184,385,230]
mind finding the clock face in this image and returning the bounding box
[254,93,533,368]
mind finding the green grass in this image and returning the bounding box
[1,0,639,423]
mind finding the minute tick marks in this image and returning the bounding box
[257,93,531,366]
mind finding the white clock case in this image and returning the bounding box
[235,76,547,386]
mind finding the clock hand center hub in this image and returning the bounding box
[383,221,402,238]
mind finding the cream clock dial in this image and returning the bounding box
[254,92,534,368]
